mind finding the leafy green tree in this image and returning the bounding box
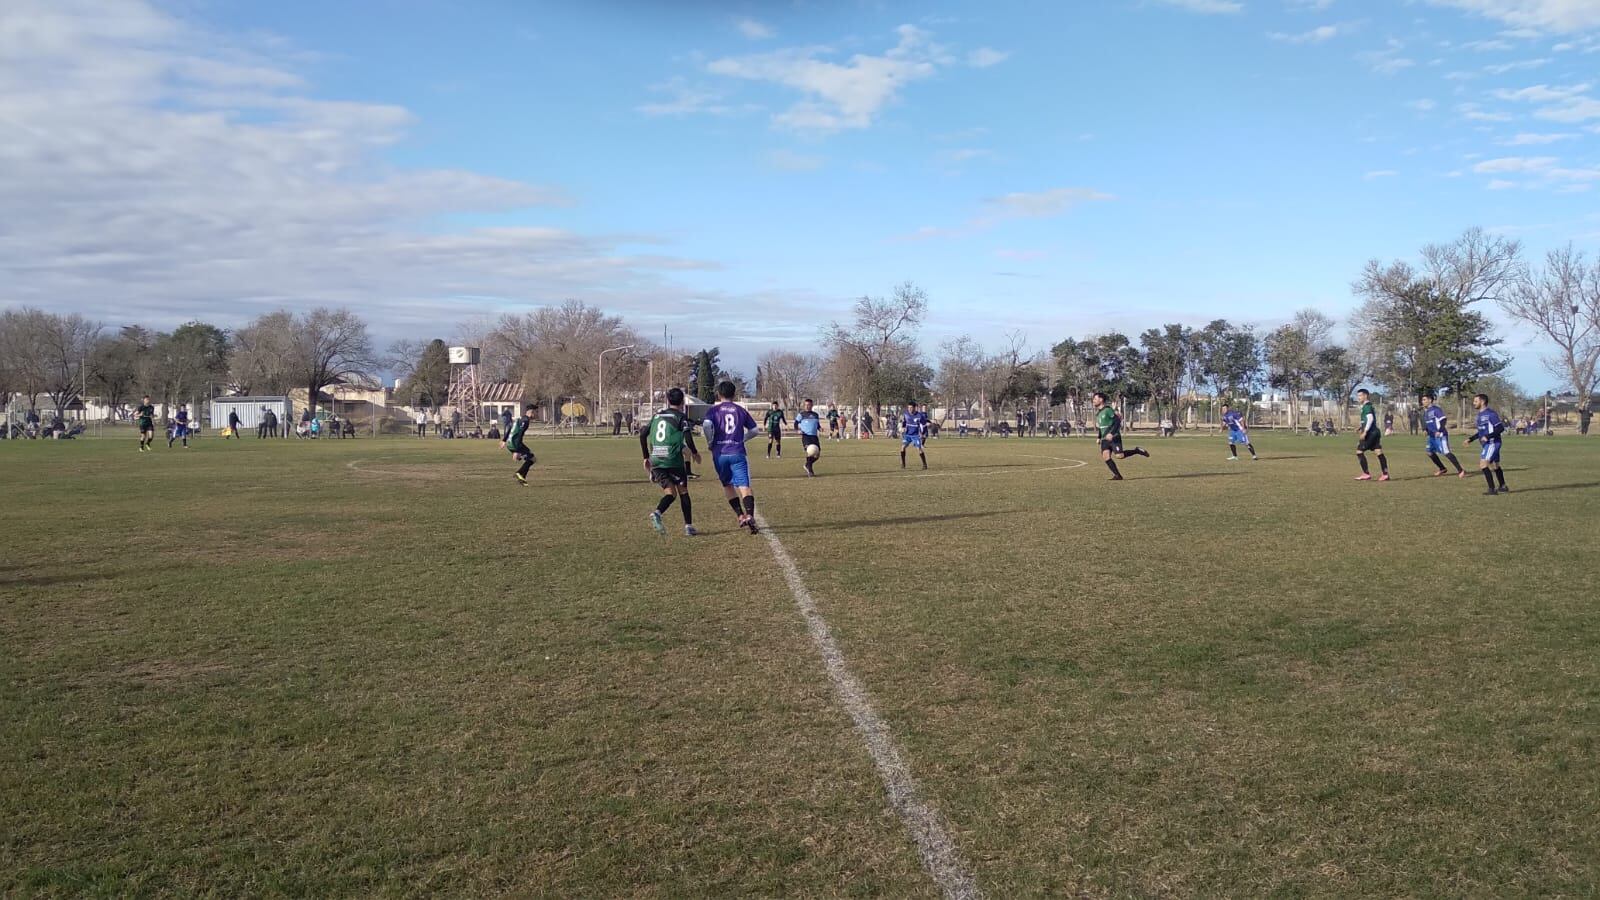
[1139,324,1193,419]
[400,339,451,408]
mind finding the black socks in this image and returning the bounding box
[742,495,755,517]
[679,494,693,524]
[1358,453,1370,474]
[656,495,676,514]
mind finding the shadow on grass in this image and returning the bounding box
[0,570,126,588]
[1503,481,1600,495]
[773,509,1017,534]
[1136,472,1248,481]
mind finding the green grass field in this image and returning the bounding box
[3,430,1598,897]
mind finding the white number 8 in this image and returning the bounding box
[655,420,668,442]
[724,413,736,434]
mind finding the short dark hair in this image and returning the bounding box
[1474,393,1490,405]
[524,404,536,413]
[666,387,685,407]
[1420,392,1434,401]
[1357,388,1370,397]
[803,398,813,405]
[1092,391,1109,404]
[716,380,736,400]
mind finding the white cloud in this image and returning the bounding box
[637,78,740,116]
[1364,169,1400,178]
[967,47,1010,67]
[0,0,761,340]
[1492,82,1600,121]
[1473,154,1600,189]
[1484,57,1552,72]
[1409,98,1439,110]
[706,25,947,133]
[1474,155,1559,171]
[765,149,823,171]
[735,18,774,40]
[1458,101,1514,120]
[898,187,1113,240]
[1500,130,1579,142]
[1461,38,1514,50]
[1153,0,1244,13]
[1360,39,1416,74]
[1487,179,1520,189]
[1288,0,1336,10]
[1425,0,1600,34]
[1269,24,1344,43]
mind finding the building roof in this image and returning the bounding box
[482,382,524,403]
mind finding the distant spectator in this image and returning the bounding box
[415,409,427,437]
[226,409,242,439]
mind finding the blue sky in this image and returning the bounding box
[3,0,1599,390]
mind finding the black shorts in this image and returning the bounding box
[651,466,688,489]
[801,434,820,449]
[1099,437,1122,454]
[508,441,533,462]
[1357,432,1382,452]
[768,427,782,438]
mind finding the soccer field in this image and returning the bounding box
[3,433,1598,896]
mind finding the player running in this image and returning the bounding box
[1220,401,1257,461]
[502,404,537,485]
[1420,392,1466,478]
[796,398,823,476]
[135,395,156,452]
[641,387,703,536]
[1467,393,1509,496]
[705,381,762,534]
[1353,388,1389,482]
[764,403,787,459]
[1092,392,1149,480]
[168,404,191,448]
[900,402,929,470]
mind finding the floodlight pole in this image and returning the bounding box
[599,345,634,436]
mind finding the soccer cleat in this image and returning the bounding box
[1497,486,1510,494]
[921,462,928,470]
[746,518,760,535]
[516,473,527,485]
[1355,473,1373,481]
[1378,473,1390,482]
[1251,456,1259,461]
[684,524,699,537]
[1484,488,1499,496]
[1434,469,1448,477]
[1458,470,1468,479]
[649,511,665,535]
[1227,456,1238,461]
[1109,475,1124,481]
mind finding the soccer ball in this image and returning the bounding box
[805,444,820,459]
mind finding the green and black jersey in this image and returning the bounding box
[764,408,786,431]
[1096,406,1121,440]
[506,415,530,447]
[135,404,155,430]
[641,408,693,469]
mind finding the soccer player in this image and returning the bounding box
[1091,392,1149,480]
[705,381,763,533]
[502,404,537,485]
[1220,401,1257,461]
[827,405,841,440]
[168,403,191,448]
[764,403,787,459]
[1353,388,1389,482]
[1467,392,1509,495]
[135,395,156,452]
[641,387,702,536]
[796,398,823,476]
[900,402,928,470]
[1419,392,1466,478]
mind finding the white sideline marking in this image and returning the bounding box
[753,512,982,900]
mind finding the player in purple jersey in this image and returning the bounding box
[703,381,763,534]
[1467,393,1509,496]
[1419,392,1465,478]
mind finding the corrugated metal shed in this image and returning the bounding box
[210,396,291,429]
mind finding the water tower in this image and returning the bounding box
[446,346,484,426]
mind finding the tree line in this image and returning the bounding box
[3,228,1596,433]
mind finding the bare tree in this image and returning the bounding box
[230,311,297,395]
[823,281,929,412]
[26,310,102,418]
[488,300,640,417]
[1500,245,1600,434]
[0,308,49,411]
[757,350,823,408]
[936,336,986,418]
[290,308,377,414]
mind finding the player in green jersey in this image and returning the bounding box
[1353,388,1389,482]
[502,404,537,485]
[134,395,156,452]
[640,387,703,536]
[1092,392,1149,480]
[764,404,787,459]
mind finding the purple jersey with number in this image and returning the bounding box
[705,401,757,457]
